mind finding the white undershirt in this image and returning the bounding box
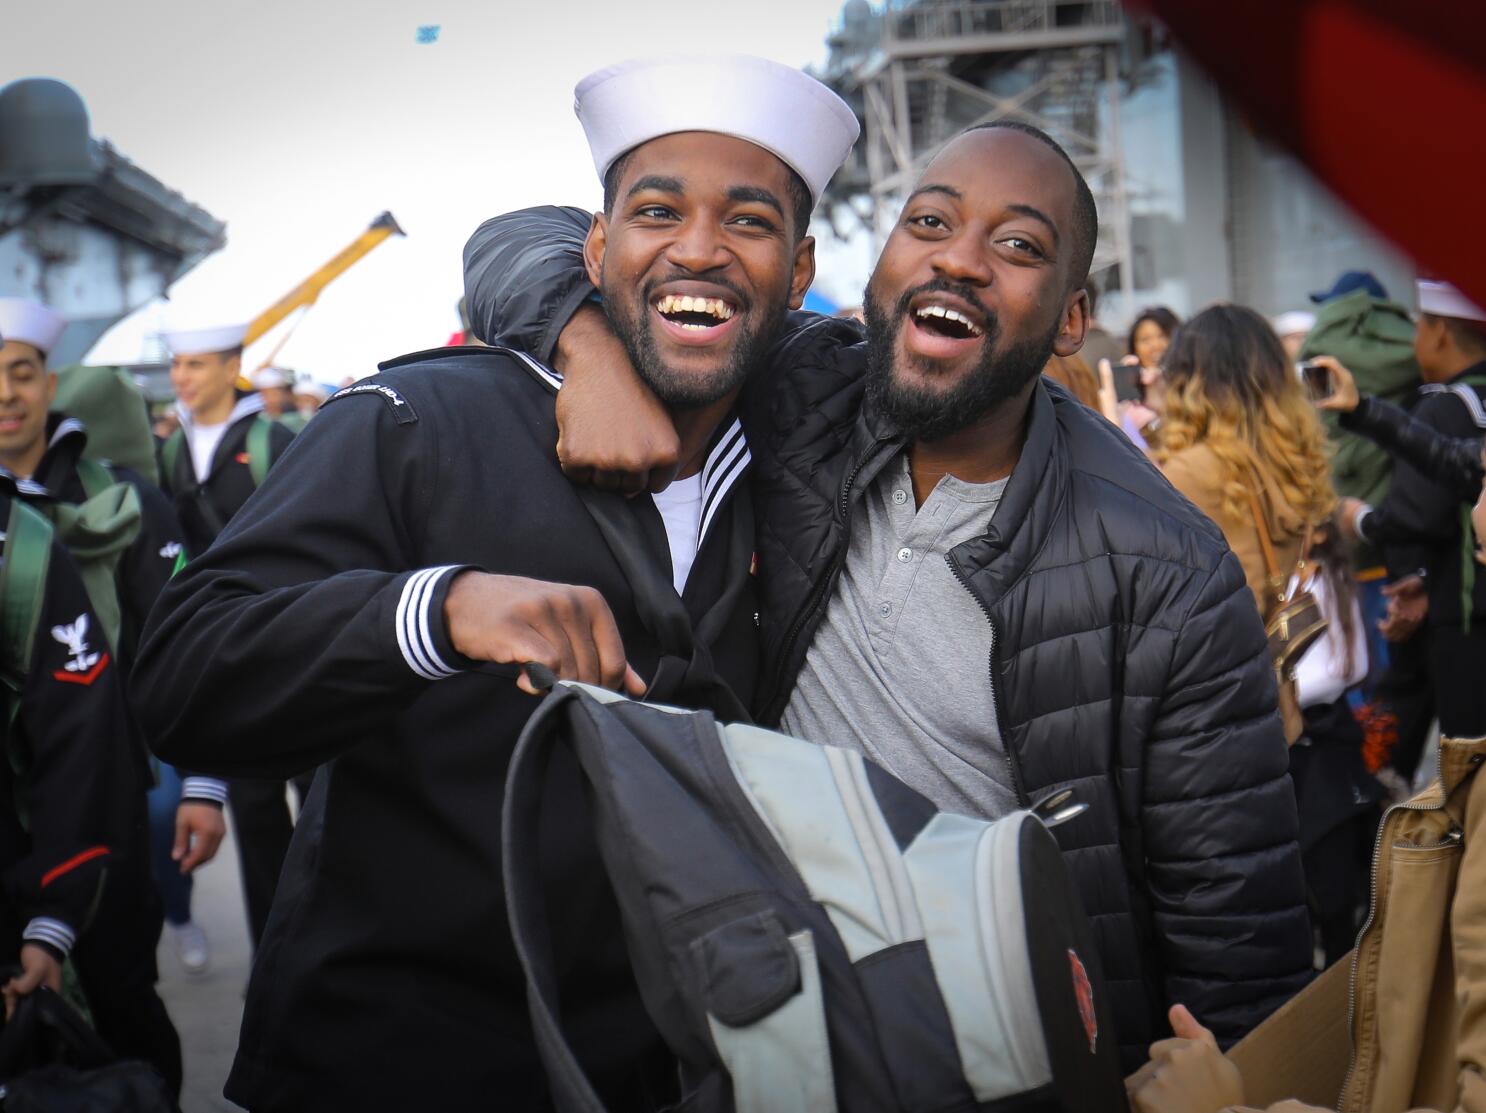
[188,420,229,481]
[652,473,704,595]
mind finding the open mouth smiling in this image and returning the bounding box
[654,294,738,331]
[910,301,984,340]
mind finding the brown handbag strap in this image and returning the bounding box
[1247,480,1319,603]
[1245,485,1282,581]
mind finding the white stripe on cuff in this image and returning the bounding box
[23,917,75,957]
[181,777,229,805]
[396,566,463,680]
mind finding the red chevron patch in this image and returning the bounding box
[53,653,109,686]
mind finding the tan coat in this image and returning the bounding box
[1160,443,1307,618]
[1235,734,1486,1113]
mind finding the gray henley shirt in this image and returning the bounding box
[780,450,1019,819]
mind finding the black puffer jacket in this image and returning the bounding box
[465,206,1313,1068]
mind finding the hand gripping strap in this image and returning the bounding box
[502,684,610,1113]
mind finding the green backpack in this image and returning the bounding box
[51,366,160,486]
[33,458,142,664]
[161,416,274,490]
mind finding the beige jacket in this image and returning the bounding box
[1237,734,1486,1113]
[1160,443,1307,618]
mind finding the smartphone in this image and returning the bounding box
[1299,361,1332,402]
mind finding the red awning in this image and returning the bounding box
[1126,0,1486,310]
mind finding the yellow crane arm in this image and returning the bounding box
[244,211,405,348]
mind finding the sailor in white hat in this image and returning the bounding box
[250,365,295,421]
[1339,275,1486,737]
[0,297,68,479]
[128,55,861,1107]
[0,294,229,1089]
[536,56,859,429]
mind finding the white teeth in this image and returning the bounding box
[914,303,983,335]
[655,294,737,322]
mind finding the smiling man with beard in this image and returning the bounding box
[131,55,857,1111]
[465,121,1313,1070]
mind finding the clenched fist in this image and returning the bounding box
[443,572,646,696]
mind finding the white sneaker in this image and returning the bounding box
[170,921,210,976]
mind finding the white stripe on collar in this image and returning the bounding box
[698,419,750,548]
[48,416,86,449]
[511,350,565,393]
[175,392,265,435]
[511,349,751,549]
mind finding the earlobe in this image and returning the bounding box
[584,214,608,289]
[1051,289,1091,358]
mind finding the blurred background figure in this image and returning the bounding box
[1271,309,1314,362]
[1338,279,1486,742]
[1118,306,1180,450]
[291,378,329,424]
[252,366,301,430]
[1300,271,1429,787]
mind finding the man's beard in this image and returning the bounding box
[602,273,785,411]
[863,277,1059,443]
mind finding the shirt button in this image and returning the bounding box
[892,489,908,505]
[878,602,892,617]
[896,547,913,563]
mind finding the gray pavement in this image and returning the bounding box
[155,819,252,1113]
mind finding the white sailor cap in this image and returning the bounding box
[1272,310,1315,338]
[574,55,860,205]
[0,298,67,357]
[162,322,248,357]
[252,366,291,390]
[1418,278,1486,323]
[293,379,329,403]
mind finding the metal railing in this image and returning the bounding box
[883,0,1122,46]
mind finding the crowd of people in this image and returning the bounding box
[0,48,1483,1113]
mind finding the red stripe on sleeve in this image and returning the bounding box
[41,846,111,889]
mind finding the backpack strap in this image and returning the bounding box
[501,684,610,1113]
[0,500,53,684]
[247,417,272,487]
[0,501,54,833]
[162,429,185,488]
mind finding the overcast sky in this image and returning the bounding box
[4,0,851,381]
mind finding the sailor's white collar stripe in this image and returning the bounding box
[512,351,564,393]
[24,916,76,957]
[175,392,265,434]
[48,416,85,448]
[699,419,749,549]
[1420,381,1486,430]
[397,566,462,681]
[180,776,230,804]
[513,349,749,549]
[0,465,51,498]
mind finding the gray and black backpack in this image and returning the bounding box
[504,682,1128,1113]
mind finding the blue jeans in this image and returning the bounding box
[146,763,193,926]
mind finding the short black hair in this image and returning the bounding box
[965,120,1098,287]
[602,147,814,243]
[1427,312,1486,359]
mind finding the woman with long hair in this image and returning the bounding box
[1154,304,1337,613]
[1158,306,1374,967]
[1117,306,1180,449]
